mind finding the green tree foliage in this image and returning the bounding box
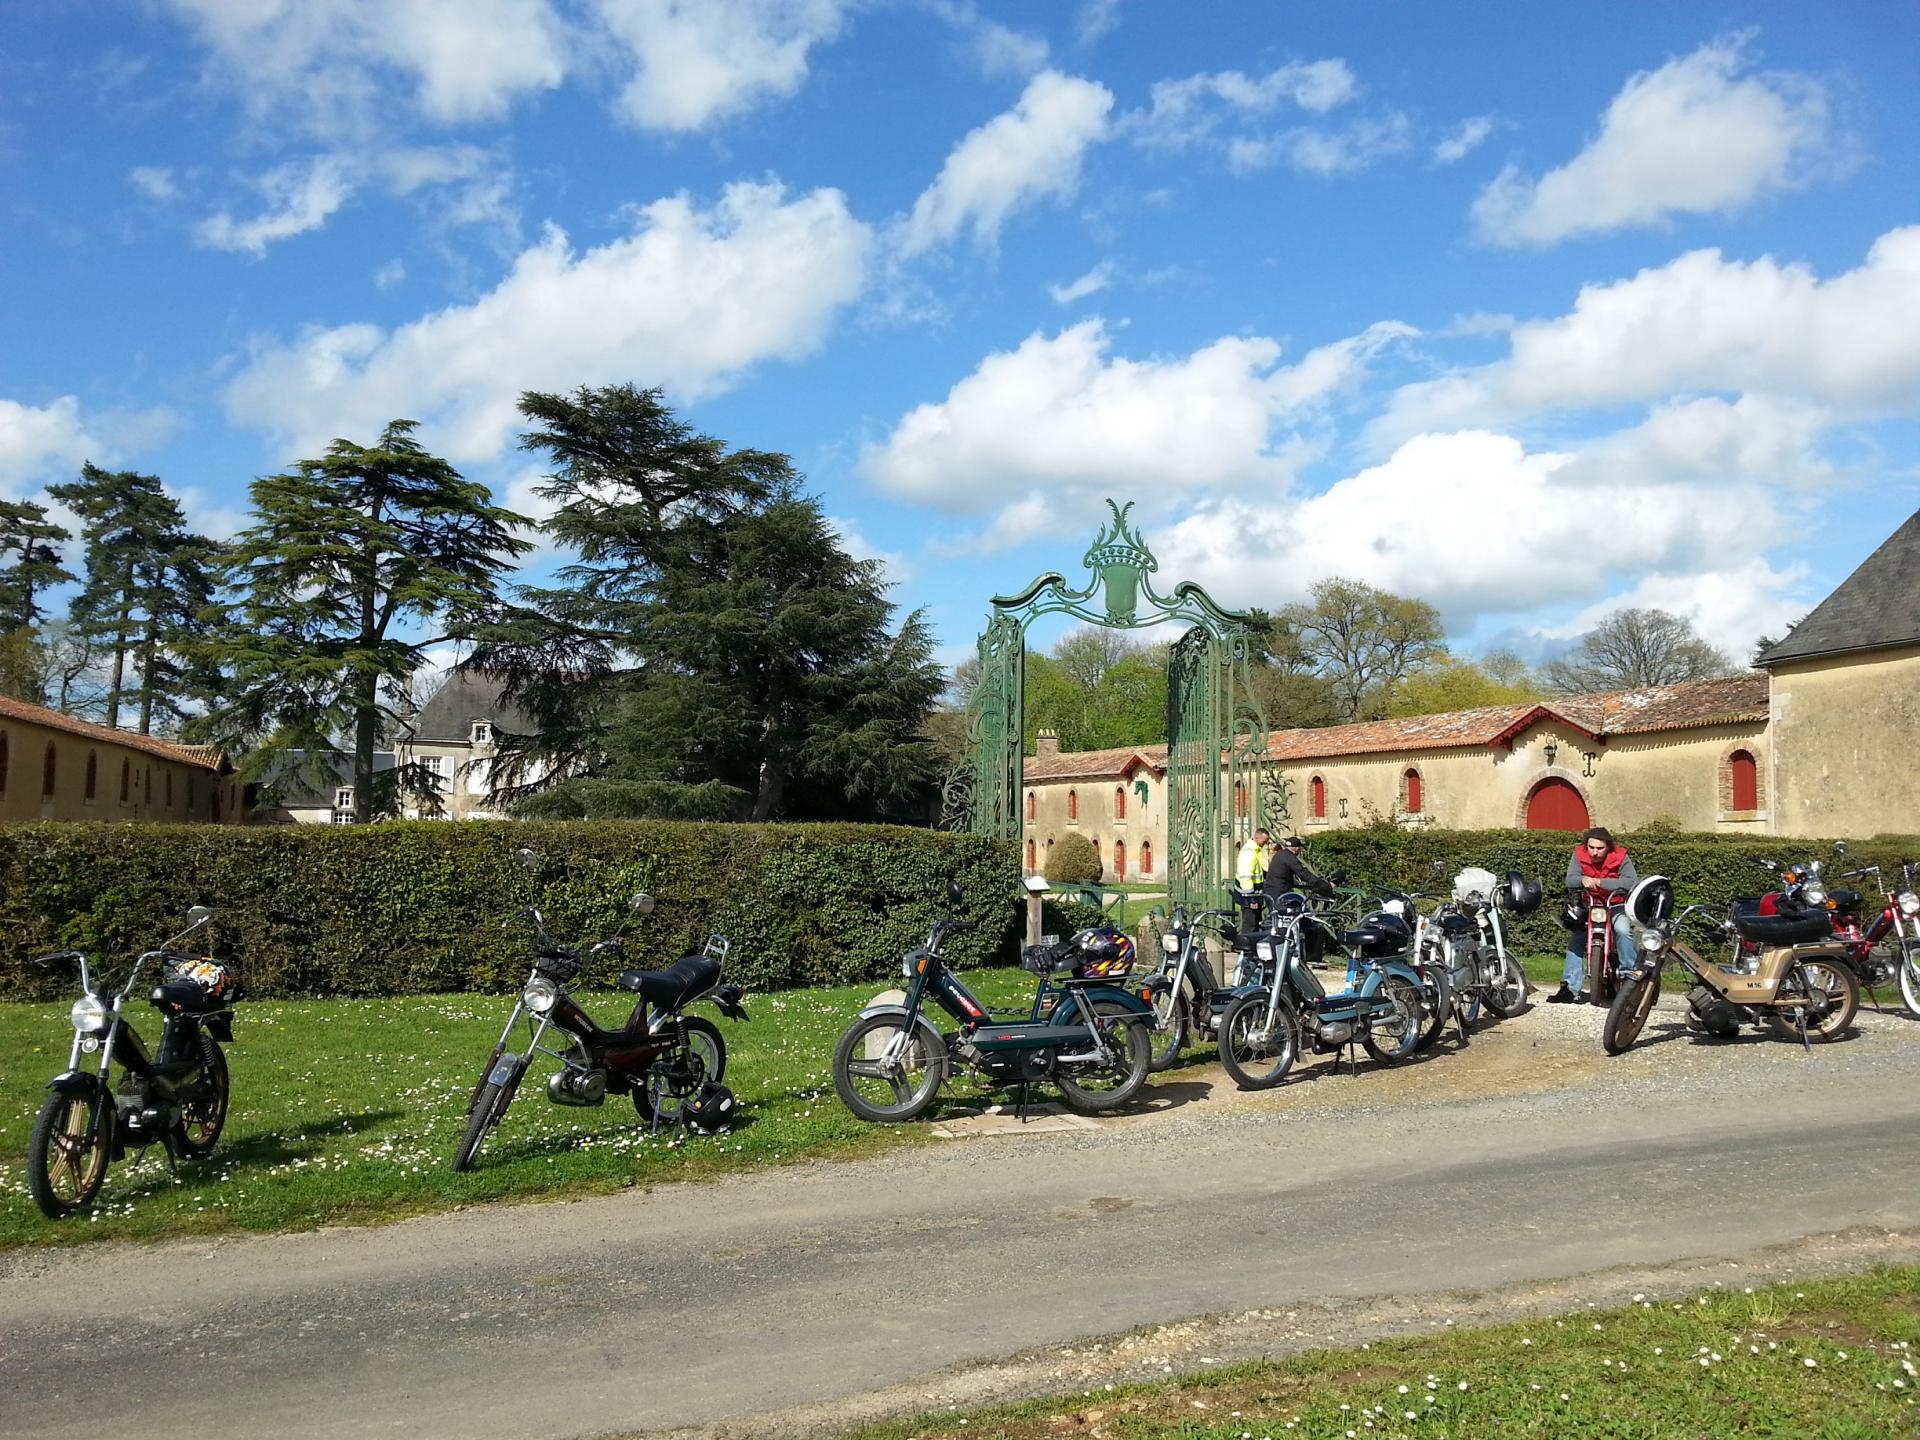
[198,420,530,821]
[1544,608,1736,693]
[1044,829,1102,885]
[1244,607,1343,729]
[474,384,943,822]
[0,497,72,629]
[1279,578,1445,722]
[45,464,221,731]
[1383,651,1542,717]
[0,627,45,702]
[1017,627,1168,753]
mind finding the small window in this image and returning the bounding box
[0,730,8,795]
[1026,839,1036,872]
[144,764,152,799]
[1113,785,1125,820]
[188,776,196,809]
[1404,768,1422,814]
[1730,750,1758,811]
[1026,791,1036,821]
[1140,840,1152,876]
[1068,789,1078,821]
[1310,775,1326,819]
[470,720,493,745]
[119,758,130,803]
[166,770,173,806]
[85,751,98,801]
[1233,779,1247,818]
[42,743,56,799]
[1113,840,1126,880]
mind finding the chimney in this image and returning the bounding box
[1036,728,1059,759]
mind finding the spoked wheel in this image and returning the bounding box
[1771,960,1860,1044]
[1898,942,1920,1019]
[1053,1006,1151,1113]
[1147,980,1190,1072]
[1218,991,1299,1090]
[173,1045,230,1158]
[1361,976,1424,1067]
[1482,955,1529,1019]
[28,1089,114,1219]
[832,1014,945,1123]
[1603,971,1662,1055]
[1415,971,1450,1050]
[1589,932,1617,1006]
[451,1052,522,1173]
[638,1017,727,1127]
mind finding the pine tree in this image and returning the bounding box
[0,498,73,630]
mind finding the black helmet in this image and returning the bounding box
[683,1081,736,1136]
[1343,910,1411,958]
[1071,925,1137,977]
[1502,871,1543,915]
[1557,896,1584,932]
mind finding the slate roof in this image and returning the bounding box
[1755,508,1920,666]
[409,671,535,744]
[256,750,397,808]
[0,694,223,770]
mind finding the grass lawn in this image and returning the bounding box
[829,1266,1920,1440]
[0,966,1041,1250]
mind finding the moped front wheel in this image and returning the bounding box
[1218,991,1299,1090]
[452,1080,502,1172]
[1898,942,1920,1019]
[1482,955,1529,1019]
[638,1016,727,1126]
[832,1014,944,1123]
[28,1089,114,1219]
[1053,1007,1150,1113]
[1360,976,1423,1067]
[173,1045,230,1158]
[1603,971,1661,1055]
[1147,980,1189,1072]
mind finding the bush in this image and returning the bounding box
[0,821,1023,1001]
[1044,832,1102,886]
[1299,826,1920,959]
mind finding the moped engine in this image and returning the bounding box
[1685,985,1744,1037]
[1020,1048,1056,1080]
[548,1067,609,1106]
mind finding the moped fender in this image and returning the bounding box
[708,984,750,1022]
[853,1005,951,1076]
[487,1053,521,1086]
[1047,984,1154,1021]
[45,1070,107,1099]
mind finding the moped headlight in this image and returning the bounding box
[70,994,111,1033]
[1899,891,1920,918]
[1802,884,1827,906]
[1640,932,1666,953]
[1161,933,1181,954]
[521,977,560,1014]
[1255,941,1274,961]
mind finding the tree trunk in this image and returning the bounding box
[751,711,784,821]
[137,612,159,734]
[105,607,130,730]
[354,667,379,823]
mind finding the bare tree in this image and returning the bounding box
[1280,579,1445,722]
[1543,608,1736,692]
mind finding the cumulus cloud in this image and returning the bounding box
[1048,260,1115,304]
[593,0,849,131]
[196,155,355,255]
[1228,112,1412,176]
[825,514,911,585]
[1133,61,1359,151]
[1472,34,1837,247]
[224,180,871,463]
[1377,226,1920,442]
[1075,0,1122,47]
[128,166,180,201]
[899,71,1113,257]
[1433,115,1496,165]
[860,318,1414,523]
[923,1,1048,79]
[0,398,102,493]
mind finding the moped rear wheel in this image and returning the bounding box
[1771,960,1859,1043]
[172,1045,229,1158]
[832,1014,944,1123]
[1053,1007,1150,1113]
[1481,955,1529,1019]
[1147,980,1189,1072]
[1603,972,1661,1055]
[28,1089,113,1219]
[638,1016,726,1127]
[1360,976,1423,1066]
[1218,991,1299,1090]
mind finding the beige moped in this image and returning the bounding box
[1602,876,1859,1056]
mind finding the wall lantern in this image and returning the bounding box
[1543,741,1558,767]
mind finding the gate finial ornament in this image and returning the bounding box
[1081,499,1156,624]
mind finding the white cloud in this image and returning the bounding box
[1048,260,1115,304]
[129,166,179,201]
[1228,112,1412,176]
[1134,61,1359,152]
[162,0,570,134]
[1378,227,1920,441]
[825,514,911,585]
[592,0,849,132]
[374,259,407,290]
[899,71,1114,256]
[196,155,355,255]
[925,1,1049,79]
[1472,34,1836,247]
[0,398,101,494]
[1433,115,1496,165]
[860,318,1413,520]
[1548,565,1807,658]
[1075,0,1122,47]
[224,180,872,463]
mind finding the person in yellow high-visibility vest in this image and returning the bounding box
[1233,828,1273,932]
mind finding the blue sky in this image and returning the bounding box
[4,0,1919,677]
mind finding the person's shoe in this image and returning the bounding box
[1546,983,1577,1004]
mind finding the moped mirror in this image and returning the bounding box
[946,877,964,905]
[630,892,655,915]
[186,905,214,926]
[1832,841,1850,857]
[514,847,539,872]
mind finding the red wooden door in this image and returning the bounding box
[1525,778,1589,831]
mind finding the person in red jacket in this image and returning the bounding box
[1548,826,1639,1003]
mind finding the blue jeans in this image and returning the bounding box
[1564,910,1637,991]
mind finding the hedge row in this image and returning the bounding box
[1301,825,1920,958]
[0,821,1050,1001]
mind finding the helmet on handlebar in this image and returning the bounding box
[1625,875,1675,929]
[1502,871,1543,915]
[1069,925,1136,978]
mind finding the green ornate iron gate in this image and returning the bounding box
[949,500,1282,909]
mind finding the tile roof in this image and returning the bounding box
[1023,743,1167,781]
[1576,672,1771,735]
[0,694,224,770]
[1756,508,1920,666]
[1262,703,1567,761]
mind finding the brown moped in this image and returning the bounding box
[1601,876,1859,1055]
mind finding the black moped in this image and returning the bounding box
[830,881,1155,1122]
[28,906,236,1218]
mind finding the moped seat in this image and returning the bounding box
[618,954,721,1011]
[1728,901,1831,946]
[150,979,228,1015]
[1437,914,1476,937]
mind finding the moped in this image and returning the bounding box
[1602,876,1859,1055]
[830,881,1154,1121]
[27,906,234,1218]
[1414,868,1538,1033]
[1140,901,1236,1071]
[453,852,748,1172]
[1750,844,1919,1013]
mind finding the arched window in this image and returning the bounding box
[42,743,57,799]
[1114,785,1126,820]
[1140,840,1153,876]
[1026,790,1036,821]
[1233,779,1247,818]
[84,751,98,801]
[144,764,151,799]
[1310,775,1326,819]
[1404,768,1423,814]
[1026,839,1037,872]
[1113,840,1126,880]
[119,758,130,803]
[1090,838,1100,868]
[1068,789,1078,821]
[0,730,9,795]
[1729,750,1758,811]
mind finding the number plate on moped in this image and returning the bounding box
[488,1056,519,1086]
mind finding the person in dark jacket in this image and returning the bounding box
[1261,836,1337,901]
[1548,826,1639,1002]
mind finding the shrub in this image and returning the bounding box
[0,820,1022,1000]
[1044,832,1102,886]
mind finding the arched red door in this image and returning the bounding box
[1525,778,1589,831]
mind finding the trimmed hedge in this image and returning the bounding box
[1302,825,1920,958]
[0,821,1024,1001]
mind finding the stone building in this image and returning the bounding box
[393,672,537,821]
[1020,509,1920,874]
[0,694,244,824]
